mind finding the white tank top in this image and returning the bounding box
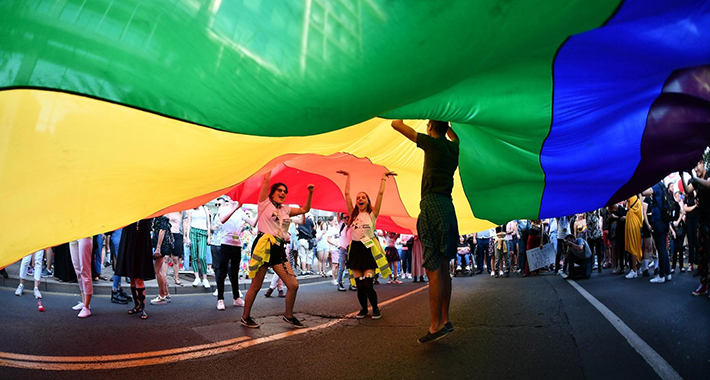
[190,208,208,230]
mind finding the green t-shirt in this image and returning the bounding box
[416,133,460,198]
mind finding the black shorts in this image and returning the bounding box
[172,233,184,258]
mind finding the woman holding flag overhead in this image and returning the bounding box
[240,170,314,329]
[337,170,394,320]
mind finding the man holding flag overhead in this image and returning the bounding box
[392,119,460,344]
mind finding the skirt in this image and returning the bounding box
[115,220,156,280]
[385,246,400,262]
[347,241,377,271]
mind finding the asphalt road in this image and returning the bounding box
[1,270,708,380]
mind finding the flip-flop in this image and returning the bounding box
[175,280,183,286]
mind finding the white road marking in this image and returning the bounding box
[567,279,683,380]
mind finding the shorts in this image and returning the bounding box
[297,238,314,264]
[172,233,184,258]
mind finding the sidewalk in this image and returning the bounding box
[0,261,336,295]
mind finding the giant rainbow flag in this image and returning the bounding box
[1,0,709,268]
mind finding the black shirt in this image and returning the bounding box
[297,218,315,240]
[416,133,459,199]
[695,172,710,225]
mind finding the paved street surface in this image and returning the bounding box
[1,270,708,380]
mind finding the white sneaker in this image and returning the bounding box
[15,283,24,296]
[192,277,201,287]
[213,289,218,297]
[465,266,471,271]
[456,265,462,271]
[490,271,495,277]
[203,278,211,289]
[72,301,85,310]
[650,275,665,283]
[665,274,672,281]
[150,296,167,305]
[234,298,245,307]
[216,299,225,310]
[625,271,637,279]
[33,287,42,299]
[78,307,91,318]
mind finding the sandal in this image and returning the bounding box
[140,309,148,319]
[175,280,183,286]
[128,306,141,315]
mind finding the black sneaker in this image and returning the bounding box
[337,284,346,291]
[111,289,129,304]
[283,316,305,328]
[240,316,260,328]
[371,308,382,320]
[444,321,454,332]
[417,326,450,344]
[356,309,367,319]
[118,287,133,302]
[349,285,357,291]
[264,288,273,297]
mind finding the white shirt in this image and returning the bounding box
[190,208,208,230]
[350,212,376,242]
[220,208,248,247]
[257,199,290,239]
[338,222,351,249]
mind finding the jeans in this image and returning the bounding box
[651,220,670,277]
[476,238,490,271]
[686,217,699,265]
[110,229,123,289]
[456,254,470,268]
[494,244,510,272]
[337,248,348,284]
[555,239,566,272]
[216,245,241,300]
[588,237,603,269]
[671,231,685,270]
[93,234,104,277]
[400,248,411,274]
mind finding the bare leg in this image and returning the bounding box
[161,256,170,295]
[425,260,450,334]
[154,258,164,297]
[171,255,181,283]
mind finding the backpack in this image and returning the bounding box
[655,182,677,224]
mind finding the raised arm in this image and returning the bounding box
[391,120,418,143]
[373,171,396,218]
[337,170,354,216]
[289,184,315,216]
[258,171,272,203]
[219,202,238,224]
[641,187,654,197]
[446,126,458,142]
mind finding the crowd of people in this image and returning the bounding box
[6,118,708,342]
